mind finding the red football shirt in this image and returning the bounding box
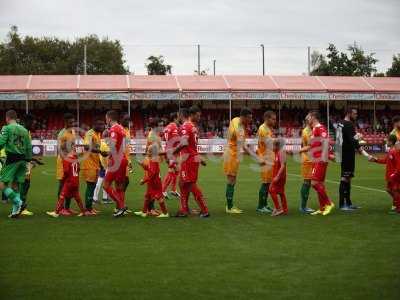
[164,122,180,154]
[142,160,162,195]
[310,123,329,160]
[376,148,400,181]
[180,121,198,157]
[272,150,286,184]
[109,123,126,163]
[62,154,79,187]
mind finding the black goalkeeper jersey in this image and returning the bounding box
[336,120,360,159]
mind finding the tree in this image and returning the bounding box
[0,26,129,75]
[311,43,378,76]
[145,55,172,75]
[386,54,400,77]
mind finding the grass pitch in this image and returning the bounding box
[0,155,399,300]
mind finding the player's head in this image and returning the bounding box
[392,115,400,130]
[189,105,201,123]
[148,117,159,129]
[307,110,321,126]
[273,137,285,151]
[387,134,397,147]
[63,113,75,128]
[264,110,277,128]
[240,107,252,126]
[5,110,17,124]
[121,113,131,128]
[178,108,189,124]
[146,143,159,158]
[345,107,358,122]
[22,113,37,131]
[105,110,119,126]
[169,112,178,123]
[93,118,105,133]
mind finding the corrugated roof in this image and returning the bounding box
[0,75,399,93]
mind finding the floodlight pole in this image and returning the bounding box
[84,44,87,75]
[213,59,216,76]
[327,99,330,137]
[307,46,311,75]
[261,44,265,76]
[197,44,201,75]
[373,100,376,133]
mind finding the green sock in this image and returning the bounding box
[4,187,22,214]
[226,183,235,209]
[85,182,96,210]
[300,182,311,209]
[258,183,267,209]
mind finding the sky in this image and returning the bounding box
[0,0,399,75]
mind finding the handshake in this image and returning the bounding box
[368,155,378,162]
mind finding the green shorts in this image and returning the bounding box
[0,160,27,184]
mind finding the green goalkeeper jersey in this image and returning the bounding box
[0,121,32,163]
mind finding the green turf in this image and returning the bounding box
[0,155,399,300]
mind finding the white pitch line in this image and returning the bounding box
[287,173,387,194]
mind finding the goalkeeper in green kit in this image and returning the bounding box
[0,110,32,218]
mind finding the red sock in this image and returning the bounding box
[55,195,66,213]
[270,191,281,210]
[171,173,178,192]
[74,192,85,213]
[192,184,208,214]
[394,192,400,212]
[281,193,288,212]
[142,196,150,213]
[158,199,168,214]
[179,183,190,214]
[117,190,125,209]
[312,182,330,210]
[162,173,171,193]
[104,186,122,209]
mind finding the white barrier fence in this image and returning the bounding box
[32,138,303,156]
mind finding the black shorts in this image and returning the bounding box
[341,153,355,178]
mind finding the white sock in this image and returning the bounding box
[93,177,103,201]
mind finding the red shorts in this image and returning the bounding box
[105,158,128,183]
[311,162,328,182]
[180,157,199,183]
[61,183,80,199]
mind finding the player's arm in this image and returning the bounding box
[24,133,33,161]
[173,132,189,154]
[0,126,9,150]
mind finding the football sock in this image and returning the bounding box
[158,199,168,214]
[4,187,22,214]
[226,183,235,209]
[258,183,267,209]
[179,183,190,214]
[74,194,85,213]
[339,180,345,207]
[93,177,103,201]
[300,182,311,209]
[270,192,280,210]
[59,180,71,209]
[192,184,208,214]
[312,182,330,210]
[171,173,177,192]
[281,193,288,212]
[346,182,352,206]
[85,182,96,210]
[20,179,30,205]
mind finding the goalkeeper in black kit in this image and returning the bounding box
[335,108,372,211]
